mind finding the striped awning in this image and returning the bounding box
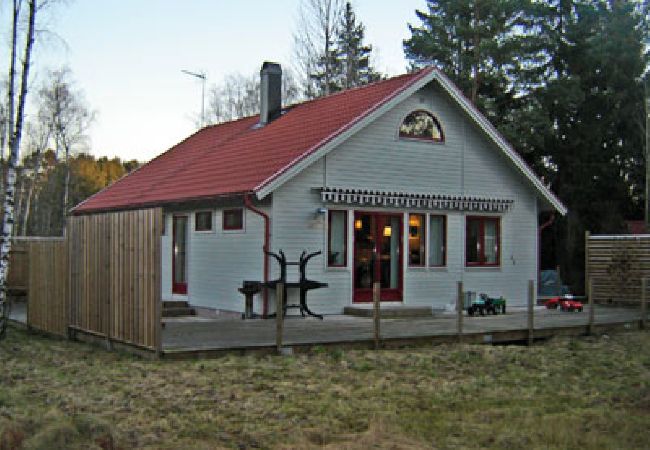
[318,187,514,213]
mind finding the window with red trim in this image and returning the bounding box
[408,213,426,266]
[466,217,500,266]
[223,208,243,230]
[399,110,444,142]
[328,210,347,267]
[429,215,446,267]
[195,211,212,231]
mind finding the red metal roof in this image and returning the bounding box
[74,68,433,214]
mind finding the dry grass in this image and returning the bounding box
[0,326,649,449]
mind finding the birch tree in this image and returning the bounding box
[37,68,93,222]
[292,0,344,98]
[0,0,38,339]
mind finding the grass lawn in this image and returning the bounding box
[0,325,648,449]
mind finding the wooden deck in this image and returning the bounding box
[161,306,647,357]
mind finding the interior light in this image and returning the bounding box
[383,225,392,237]
[409,215,420,227]
[354,219,362,230]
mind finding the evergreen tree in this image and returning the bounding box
[403,0,522,112]
[336,2,381,89]
[403,0,648,292]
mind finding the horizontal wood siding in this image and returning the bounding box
[68,208,162,350]
[161,208,266,313]
[271,81,539,312]
[587,236,650,304]
[26,239,68,336]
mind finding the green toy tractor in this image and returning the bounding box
[467,293,506,316]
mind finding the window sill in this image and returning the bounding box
[465,266,501,271]
[326,266,349,272]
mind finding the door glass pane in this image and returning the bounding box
[380,216,400,289]
[466,219,480,264]
[174,217,187,284]
[354,215,375,289]
[484,219,498,264]
[328,211,346,266]
[429,216,445,266]
[408,214,425,266]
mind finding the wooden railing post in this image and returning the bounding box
[276,282,284,354]
[641,278,647,330]
[588,278,595,335]
[373,282,380,349]
[528,280,534,346]
[584,230,590,299]
[457,281,464,343]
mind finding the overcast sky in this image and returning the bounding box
[21,0,426,162]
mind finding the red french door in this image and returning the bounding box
[172,215,188,295]
[353,212,403,302]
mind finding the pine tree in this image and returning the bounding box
[336,2,380,89]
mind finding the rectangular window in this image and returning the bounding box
[223,208,243,230]
[408,213,426,266]
[195,211,212,232]
[466,216,500,266]
[328,210,347,267]
[429,215,446,266]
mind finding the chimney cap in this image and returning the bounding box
[261,61,282,74]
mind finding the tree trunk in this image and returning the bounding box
[0,0,37,339]
[21,150,45,235]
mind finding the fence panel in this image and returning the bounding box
[68,208,162,351]
[586,234,650,305]
[7,240,29,295]
[26,239,68,336]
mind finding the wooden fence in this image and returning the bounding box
[67,208,163,352]
[26,239,68,336]
[7,239,29,295]
[586,233,650,305]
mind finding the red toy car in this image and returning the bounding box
[545,295,583,312]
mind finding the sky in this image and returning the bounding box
[22,0,427,162]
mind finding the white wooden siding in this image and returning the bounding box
[271,80,540,313]
[160,208,267,313]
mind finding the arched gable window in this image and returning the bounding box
[399,110,444,142]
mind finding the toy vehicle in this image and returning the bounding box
[544,295,583,312]
[467,293,506,316]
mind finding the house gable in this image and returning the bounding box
[258,70,566,216]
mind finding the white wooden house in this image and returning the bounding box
[74,63,566,316]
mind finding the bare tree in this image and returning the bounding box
[0,0,38,339]
[18,121,50,235]
[292,0,344,98]
[207,68,301,124]
[38,68,93,223]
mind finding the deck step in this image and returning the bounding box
[162,307,197,317]
[343,306,433,318]
[163,300,190,309]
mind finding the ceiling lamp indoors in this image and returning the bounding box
[409,215,421,227]
[383,225,392,237]
[354,219,363,230]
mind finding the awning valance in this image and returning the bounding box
[318,187,514,213]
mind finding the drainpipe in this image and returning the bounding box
[244,193,270,317]
[538,212,556,290]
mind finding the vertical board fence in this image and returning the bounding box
[586,234,650,305]
[26,239,68,336]
[7,239,29,295]
[68,208,163,352]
